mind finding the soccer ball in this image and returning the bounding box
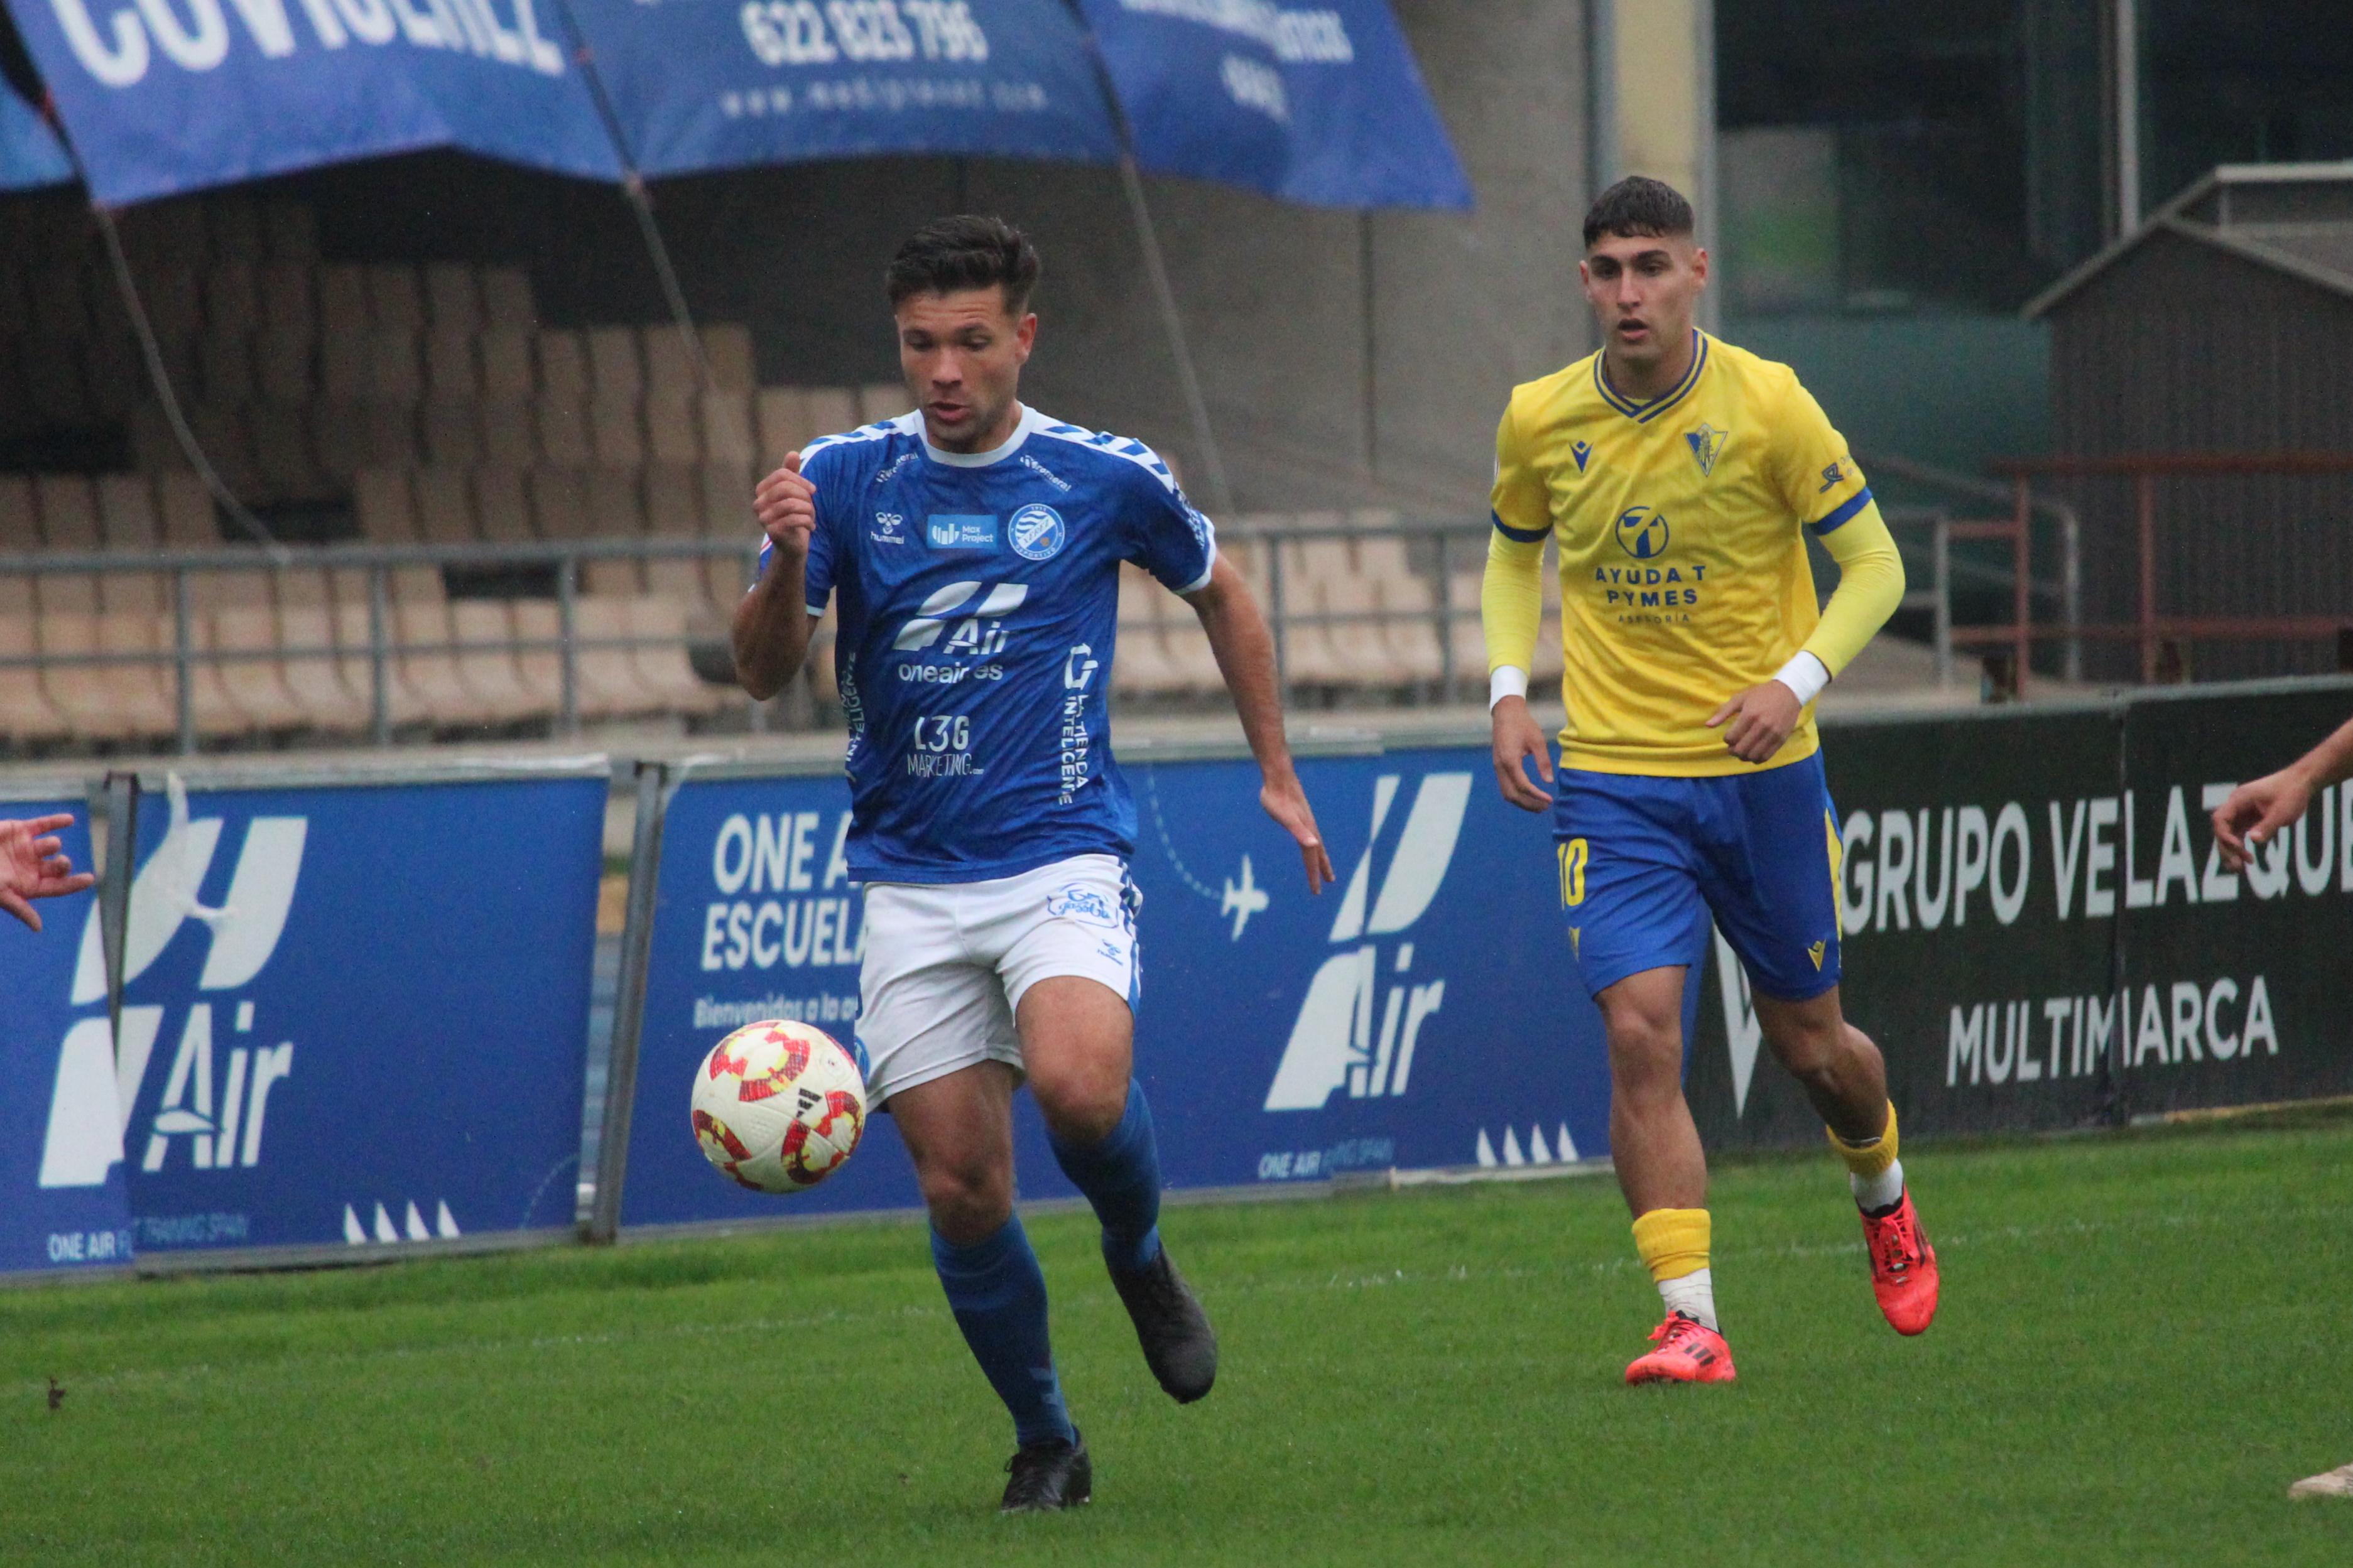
[690,1020,867,1193]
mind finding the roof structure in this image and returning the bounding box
[2025,161,2353,318]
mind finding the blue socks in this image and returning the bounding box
[930,1216,1075,1447]
[1049,1080,1165,1274]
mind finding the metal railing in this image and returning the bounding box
[0,504,2033,755]
[0,535,766,753]
[1984,451,2353,691]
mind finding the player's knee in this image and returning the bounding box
[918,1157,1013,1244]
[1030,1062,1129,1147]
[1766,1014,1847,1079]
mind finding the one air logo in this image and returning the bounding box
[1261,773,1470,1111]
[893,580,1027,656]
[38,791,307,1188]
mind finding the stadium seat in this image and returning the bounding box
[393,600,491,727]
[1158,605,1225,695]
[263,203,317,262]
[587,327,643,399]
[478,401,538,469]
[423,324,479,401]
[450,599,543,725]
[755,387,816,465]
[317,318,371,401]
[420,401,485,468]
[391,566,445,605]
[252,406,329,499]
[1113,569,1172,698]
[0,617,69,744]
[857,383,907,424]
[189,611,281,737]
[582,466,644,537]
[139,268,202,347]
[696,461,754,535]
[197,327,256,403]
[257,261,316,345]
[646,556,714,625]
[102,571,166,617]
[354,469,418,543]
[642,326,697,394]
[802,386,858,439]
[627,594,729,715]
[698,389,757,463]
[35,475,100,551]
[584,558,644,596]
[589,396,644,467]
[206,198,263,264]
[93,475,157,549]
[1380,573,1448,686]
[0,572,30,617]
[705,553,753,614]
[704,323,756,392]
[0,476,35,547]
[536,330,590,404]
[479,269,533,328]
[274,604,360,732]
[411,468,474,544]
[472,468,535,543]
[40,610,173,743]
[478,329,535,402]
[276,568,330,607]
[571,595,657,718]
[508,599,565,715]
[646,390,699,463]
[423,264,482,332]
[642,464,700,536]
[80,333,141,419]
[368,327,424,404]
[535,399,594,468]
[1320,575,1412,691]
[366,264,425,332]
[526,467,587,539]
[331,595,427,730]
[157,475,218,547]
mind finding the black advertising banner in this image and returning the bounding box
[1693,678,2353,1149]
[2116,684,2353,1116]
[1691,706,2126,1147]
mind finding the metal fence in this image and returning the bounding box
[0,504,2021,755]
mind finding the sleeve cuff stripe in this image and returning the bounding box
[1491,510,1550,544]
[1809,487,1874,535]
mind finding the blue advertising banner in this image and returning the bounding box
[42,769,604,1257]
[1078,0,1470,209]
[568,0,1119,178]
[0,84,74,190]
[0,794,132,1279]
[4,0,622,205]
[617,746,1702,1231]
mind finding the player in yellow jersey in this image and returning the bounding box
[1484,177,1938,1383]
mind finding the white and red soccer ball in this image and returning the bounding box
[690,1020,867,1193]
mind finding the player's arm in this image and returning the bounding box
[1484,397,1554,813]
[733,453,818,700]
[1709,384,1905,764]
[1185,556,1337,894]
[2210,711,2353,870]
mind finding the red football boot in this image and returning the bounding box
[1862,1190,1939,1335]
[1624,1311,1737,1385]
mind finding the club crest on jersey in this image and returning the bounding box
[1009,503,1067,561]
[1570,440,1593,473]
[926,514,997,550]
[1686,424,1727,477]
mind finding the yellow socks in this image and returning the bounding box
[1829,1101,1905,1213]
[1631,1208,1716,1329]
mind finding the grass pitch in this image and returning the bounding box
[6,1121,2352,1567]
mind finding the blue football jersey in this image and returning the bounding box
[758,406,1218,884]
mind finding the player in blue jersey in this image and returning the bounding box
[733,215,1336,1514]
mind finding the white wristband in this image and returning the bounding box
[1772,651,1832,706]
[1488,666,1529,710]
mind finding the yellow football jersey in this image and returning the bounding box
[1486,330,1898,777]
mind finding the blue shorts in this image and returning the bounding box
[1553,754,1845,1002]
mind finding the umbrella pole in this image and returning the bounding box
[553,1,715,391]
[1114,153,1237,517]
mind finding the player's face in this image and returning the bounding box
[1579,232,1707,372]
[895,288,1036,453]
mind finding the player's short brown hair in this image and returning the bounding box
[1582,176,1695,249]
[886,215,1042,315]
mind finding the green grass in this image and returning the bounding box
[6,1123,2352,1566]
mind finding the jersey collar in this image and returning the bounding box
[920,403,1043,468]
[1594,330,1709,424]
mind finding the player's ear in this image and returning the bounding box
[1690,247,1710,288]
[1014,311,1038,362]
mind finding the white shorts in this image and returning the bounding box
[856,853,1140,1107]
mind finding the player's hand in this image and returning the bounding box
[1491,695,1554,813]
[2210,767,2312,872]
[0,813,97,933]
[1261,772,1337,895]
[1707,681,1803,765]
[753,452,816,562]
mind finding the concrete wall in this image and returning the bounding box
[288,3,1595,519]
